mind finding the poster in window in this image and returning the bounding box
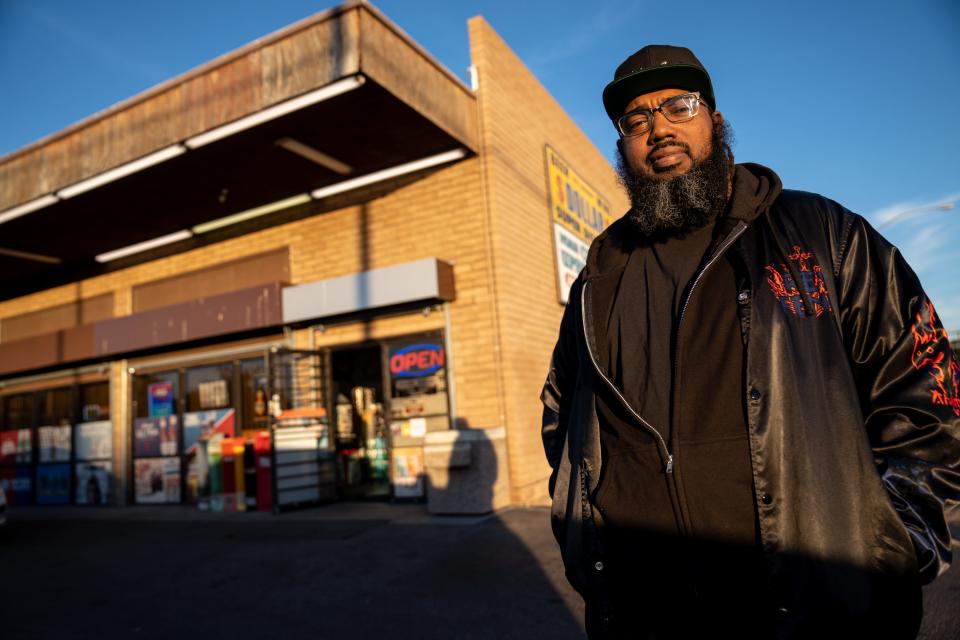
[0,465,13,498]
[148,381,174,417]
[391,447,425,498]
[134,457,181,504]
[36,463,71,504]
[182,409,235,455]
[1,465,33,504]
[198,379,229,409]
[75,421,113,461]
[12,465,33,504]
[0,429,32,464]
[134,416,179,457]
[76,461,112,505]
[38,426,71,463]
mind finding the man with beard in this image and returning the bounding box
[541,45,960,639]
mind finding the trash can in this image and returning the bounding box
[423,427,509,515]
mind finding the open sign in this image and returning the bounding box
[390,344,445,378]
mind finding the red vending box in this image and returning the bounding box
[253,432,272,512]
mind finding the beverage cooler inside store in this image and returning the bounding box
[127,331,451,511]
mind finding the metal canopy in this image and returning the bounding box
[0,2,478,301]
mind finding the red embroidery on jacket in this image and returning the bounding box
[911,300,960,416]
[765,246,834,318]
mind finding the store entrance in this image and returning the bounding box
[330,345,390,499]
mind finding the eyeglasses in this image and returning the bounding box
[616,92,704,138]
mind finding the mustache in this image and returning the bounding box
[647,141,692,165]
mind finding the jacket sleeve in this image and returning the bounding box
[837,212,960,584]
[541,277,582,499]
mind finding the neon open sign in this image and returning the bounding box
[390,344,445,378]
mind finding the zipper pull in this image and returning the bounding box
[665,454,674,474]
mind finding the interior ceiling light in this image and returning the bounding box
[192,193,312,235]
[310,148,468,200]
[0,247,62,265]
[184,75,366,149]
[95,230,193,263]
[0,194,60,225]
[57,144,187,199]
[275,137,352,175]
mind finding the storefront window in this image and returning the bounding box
[37,386,74,427]
[79,382,110,421]
[3,392,35,429]
[0,392,35,505]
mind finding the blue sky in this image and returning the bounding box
[1,0,958,332]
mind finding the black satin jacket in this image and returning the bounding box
[541,165,960,636]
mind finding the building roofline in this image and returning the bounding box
[0,1,472,167]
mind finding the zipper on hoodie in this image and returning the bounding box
[668,221,749,534]
[580,282,674,474]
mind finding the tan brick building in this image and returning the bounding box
[0,2,627,512]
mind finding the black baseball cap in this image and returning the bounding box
[602,45,715,121]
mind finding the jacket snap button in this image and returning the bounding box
[750,388,761,401]
[594,561,604,571]
[761,493,773,505]
[737,290,750,303]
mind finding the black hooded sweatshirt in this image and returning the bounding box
[591,164,783,636]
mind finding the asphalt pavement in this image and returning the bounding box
[0,504,956,639]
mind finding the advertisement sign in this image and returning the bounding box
[391,447,425,498]
[36,464,71,505]
[134,416,179,457]
[182,409,235,455]
[134,458,181,504]
[75,421,113,461]
[38,426,71,463]
[545,145,615,303]
[147,382,174,417]
[0,429,32,464]
[76,462,112,505]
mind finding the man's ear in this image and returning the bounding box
[712,110,724,127]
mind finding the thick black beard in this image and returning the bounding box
[615,121,735,239]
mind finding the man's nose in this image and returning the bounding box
[647,110,675,142]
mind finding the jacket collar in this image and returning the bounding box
[580,163,782,373]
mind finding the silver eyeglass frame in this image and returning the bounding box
[615,91,704,138]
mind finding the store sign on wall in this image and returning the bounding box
[390,344,445,378]
[544,146,615,303]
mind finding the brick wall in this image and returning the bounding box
[468,18,629,505]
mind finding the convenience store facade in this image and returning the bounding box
[0,2,627,512]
